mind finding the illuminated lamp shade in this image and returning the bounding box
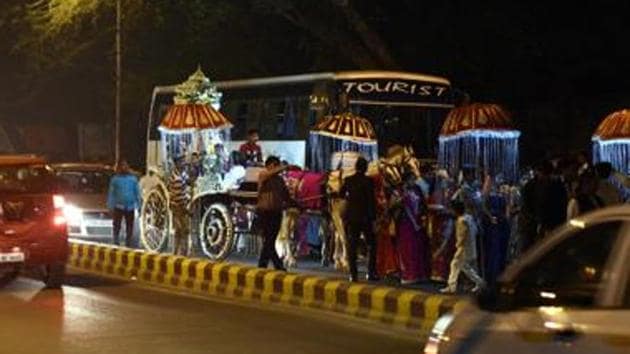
[311,112,377,144]
[438,103,520,181]
[158,67,233,170]
[592,109,630,174]
[159,104,233,133]
[308,112,378,171]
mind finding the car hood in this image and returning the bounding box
[63,193,108,211]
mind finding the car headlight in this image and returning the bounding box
[424,314,455,354]
[63,204,83,224]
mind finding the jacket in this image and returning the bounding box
[107,173,141,211]
[339,173,376,223]
[257,174,290,212]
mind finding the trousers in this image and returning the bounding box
[447,249,485,290]
[172,207,191,256]
[346,219,377,280]
[257,210,285,270]
[113,208,135,247]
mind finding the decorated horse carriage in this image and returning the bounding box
[139,68,426,268]
[140,68,254,260]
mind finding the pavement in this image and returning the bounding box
[72,236,445,292]
[67,241,464,333]
[1,273,422,354]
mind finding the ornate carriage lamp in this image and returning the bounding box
[592,109,630,174]
[438,103,520,182]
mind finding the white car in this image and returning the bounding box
[53,163,114,240]
[425,204,630,354]
[53,163,138,243]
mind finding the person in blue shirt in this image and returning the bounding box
[107,160,141,247]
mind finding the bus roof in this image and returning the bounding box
[152,70,451,95]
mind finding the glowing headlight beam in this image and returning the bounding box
[63,204,83,224]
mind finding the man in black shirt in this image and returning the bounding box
[256,156,290,270]
[521,160,568,251]
[339,157,378,282]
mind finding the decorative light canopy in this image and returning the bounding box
[308,111,378,171]
[159,67,232,134]
[158,68,233,172]
[311,112,377,144]
[159,104,233,133]
[438,103,520,181]
[592,109,630,174]
[439,103,519,139]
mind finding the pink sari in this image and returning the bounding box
[396,187,431,283]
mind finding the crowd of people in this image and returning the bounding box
[335,152,629,291]
[106,139,628,294]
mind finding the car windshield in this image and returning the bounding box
[0,165,57,193]
[56,170,112,194]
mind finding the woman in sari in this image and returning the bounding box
[395,173,431,284]
[375,173,400,280]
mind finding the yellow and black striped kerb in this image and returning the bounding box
[68,240,465,337]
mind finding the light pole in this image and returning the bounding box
[114,0,122,165]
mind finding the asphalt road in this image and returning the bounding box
[0,273,422,354]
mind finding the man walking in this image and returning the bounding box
[169,156,192,256]
[256,156,290,270]
[441,201,485,293]
[107,160,141,247]
[340,157,378,282]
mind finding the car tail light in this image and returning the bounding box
[53,194,67,227]
[53,214,67,226]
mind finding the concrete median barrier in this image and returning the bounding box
[67,240,466,336]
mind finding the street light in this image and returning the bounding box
[114,0,121,165]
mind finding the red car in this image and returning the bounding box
[0,155,68,288]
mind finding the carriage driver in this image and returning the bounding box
[169,155,192,256]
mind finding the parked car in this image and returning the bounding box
[53,163,140,244]
[425,204,630,354]
[51,163,129,243]
[0,155,68,288]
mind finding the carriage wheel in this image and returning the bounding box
[199,203,235,260]
[140,187,170,252]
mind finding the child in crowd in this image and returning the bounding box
[440,200,485,293]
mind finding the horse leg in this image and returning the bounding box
[331,200,348,272]
[320,215,332,267]
[285,210,298,268]
[275,211,291,267]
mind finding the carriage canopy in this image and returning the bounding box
[309,111,378,171]
[438,103,520,181]
[592,109,630,174]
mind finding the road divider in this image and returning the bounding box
[68,240,466,336]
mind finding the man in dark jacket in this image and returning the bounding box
[340,157,378,282]
[521,160,568,251]
[256,156,290,270]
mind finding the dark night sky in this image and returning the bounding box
[1,0,629,165]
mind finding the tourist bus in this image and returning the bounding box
[146,70,455,171]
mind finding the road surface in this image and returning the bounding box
[0,273,422,354]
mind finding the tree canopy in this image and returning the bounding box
[2,0,630,163]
